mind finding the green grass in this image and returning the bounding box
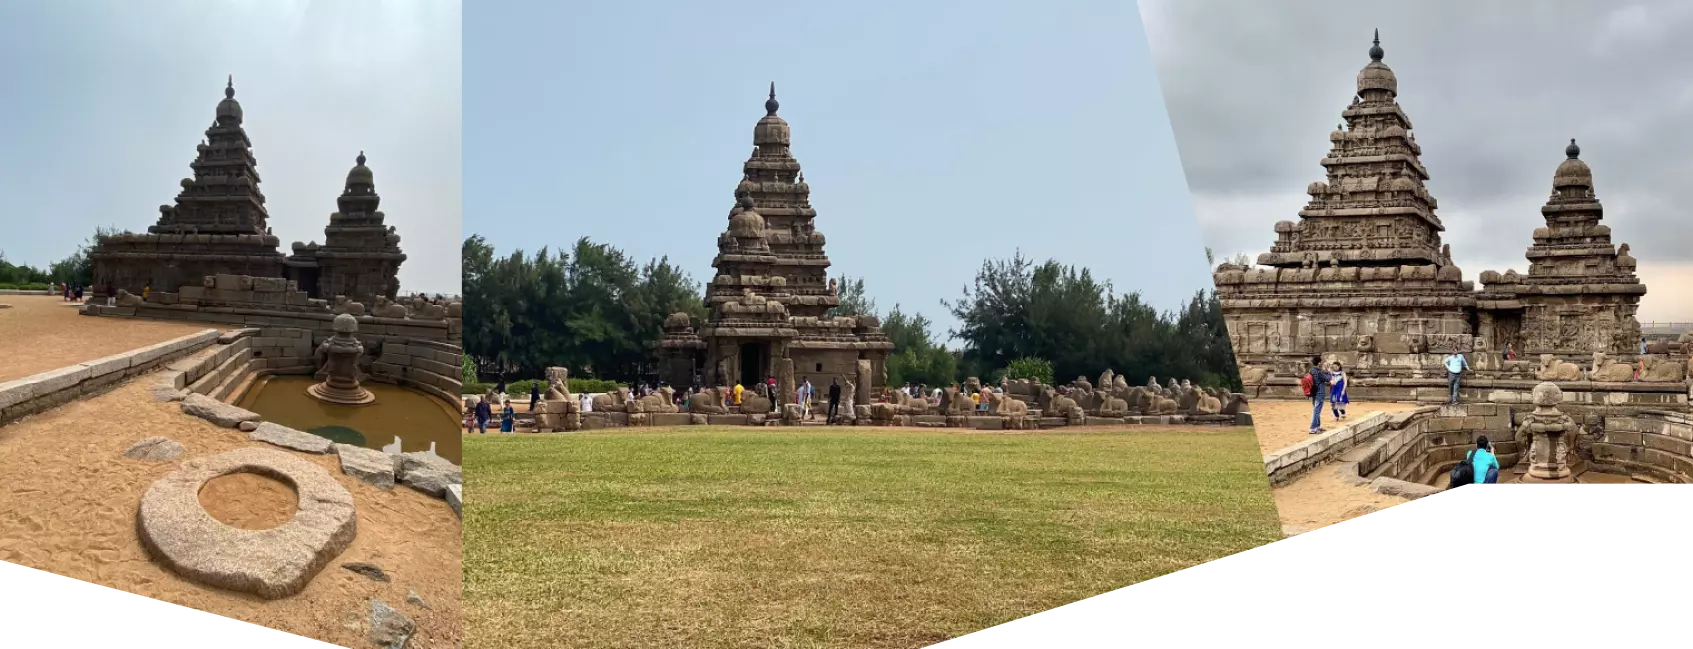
[464,426,1281,649]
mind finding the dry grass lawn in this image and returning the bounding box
[464,426,1281,648]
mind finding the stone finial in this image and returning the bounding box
[333,313,358,334]
[226,74,234,99]
[357,150,366,166]
[1566,138,1580,159]
[765,82,780,116]
[1369,29,1383,61]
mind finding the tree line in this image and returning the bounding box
[0,230,107,290]
[461,235,1241,391]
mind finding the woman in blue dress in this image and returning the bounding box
[1329,361,1350,421]
[499,399,516,433]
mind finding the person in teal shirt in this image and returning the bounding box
[1471,436,1500,484]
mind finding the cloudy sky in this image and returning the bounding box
[466,0,1212,339]
[1141,0,1693,322]
[0,0,461,295]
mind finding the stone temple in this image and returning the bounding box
[658,85,894,392]
[1214,32,1670,397]
[91,78,404,307]
[91,78,286,293]
[284,152,407,305]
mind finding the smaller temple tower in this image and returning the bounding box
[1477,140,1646,356]
[285,152,407,305]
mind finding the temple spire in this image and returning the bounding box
[1369,29,1383,61]
[226,74,234,99]
[1566,138,1580,159]
[765,82,779,116]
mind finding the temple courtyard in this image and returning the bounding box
[0,295,205,382]
[462,425,1281,649]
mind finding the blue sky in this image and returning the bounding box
[0,0,461,295]
[465,0,1213,338]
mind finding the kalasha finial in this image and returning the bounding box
[226,74,234,99]
[765,82,779,116]
[1566,138,1580,159]
[1369,29,1383,62]
[357,150,367,166]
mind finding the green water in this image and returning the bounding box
[238,376,461,464]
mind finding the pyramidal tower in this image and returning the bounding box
[91,77,285,293]
[659,86,890,392]
[1214,31,1476,380]
[285,152,407,305]
[1476,140,1646,355]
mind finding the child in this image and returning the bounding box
[1329,361,1350,421]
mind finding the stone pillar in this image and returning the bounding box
[777,358,795,405]
[855,358,873,407]
[1519,382,1577,483]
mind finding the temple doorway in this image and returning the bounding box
[739,343,767,388]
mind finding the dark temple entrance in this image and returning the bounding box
[739,343,766,388]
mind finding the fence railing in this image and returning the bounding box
[1641,322,1693,336]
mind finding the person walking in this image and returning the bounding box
[799,377,813,420]
[1472,436,1500,484]
[474,396,493,434]
[827,377,842,424]
[500,399,516,433]
[1304,356,1330,434]
[1329,361,1350,421]
[1444,351,1471,404]
[733,382,744,408]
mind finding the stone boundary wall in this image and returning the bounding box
[1590,412,1693,482]
[1265,402,1693,489]
[575,410,1245,431]
[0,329,220,426]
[79,273,461,345]
[157,328,460,408]
[1250,377,1688,411]
[1263,410,1397,486]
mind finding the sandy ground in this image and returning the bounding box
[1250,399,1423,455]
[0,295,207,382]
[0,377,462,648]
[1272,465,1413,532]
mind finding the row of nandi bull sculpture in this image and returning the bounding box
[1028,371,1247,425]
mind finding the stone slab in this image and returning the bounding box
[249,422,333,454]
[334,444,396,489]
[180,393,262,428]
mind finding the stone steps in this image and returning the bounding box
[189,345,255,397]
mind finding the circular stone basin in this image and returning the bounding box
[198,472,300,530]
[139,447,357,599]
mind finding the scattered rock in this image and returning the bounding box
[123,436,185,462]
[368,600,416,649]
[445,484,462,518]
[249,422,333,454]
[1282,524,1310,537]
[137,447,356,599]
[342,562,390,582]
[1372,477,1443,500]
[406,590,430,610]
[238,420,260,432]
[395,451,462,498]
[152,383,188,403]
[180,393,261,428]
[336,444,396,489]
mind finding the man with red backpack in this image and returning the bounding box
[1302,355,1330,435]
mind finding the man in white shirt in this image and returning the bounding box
[1443,352,1471,405]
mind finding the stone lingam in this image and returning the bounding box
[307,313,376,406]
[1515,382,1579,483]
